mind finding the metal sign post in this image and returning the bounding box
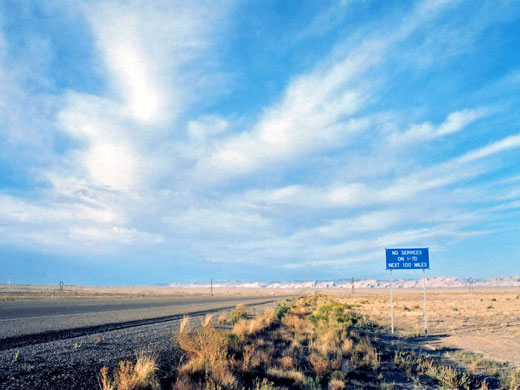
[423,269,428,337]
[386,248,430,337]
[390,269,394,335]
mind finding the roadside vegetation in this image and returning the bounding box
[99,294,520,389]
[99,352,158,390]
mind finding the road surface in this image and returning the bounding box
[0,294,295,389]
[0,295,291,344]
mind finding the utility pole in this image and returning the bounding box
[351,277,355,294]
[210,278,213,296]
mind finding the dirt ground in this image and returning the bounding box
[0,284,301,300]
[330,288,520,368]
[3,284,518,368]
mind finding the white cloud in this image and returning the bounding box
[437,108,486,136]
[283,251,381,269]
[0,192,163,250]
[193,38,385,180]
[240,128,520,213]
[84,1,220,125]
[398,107,488,143]
[1,0,519,278]
[82,142,139,190]
[188,115,230,141]
[0,1,231,254]
[456,133,520,164]
[0,194,118,225]
[69,225,163,245]
[164,207,271,236]
[314,210,407,237]
[57,92,143,191]
[51,1,229,195]
[192,0,463,183]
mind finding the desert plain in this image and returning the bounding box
[0,285,519,389]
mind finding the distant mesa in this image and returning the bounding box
[169,276,520,289]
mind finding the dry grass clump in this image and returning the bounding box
[179,316,189,333]
[278,356,295,370]
[356,336,380,370]
[309,353,331,376]
[328,378,346,390]
[99,353,158,390]
[393,350,478,389]
[232,309,278,340]
[232,319,249,340]
[242,344,257,372]
[101,294,497,389]
[506,369,520,390]
[340,338,354,354]
[288,303,311,316]
[218,313,227,325]
[173,295,378,389]
[177,318,228,365]
[266,366,305,384]
[175,316,234,387]
[251,309,278,332]
[230,304,248,324]
[282,313,304,330]
[201,314,214,328]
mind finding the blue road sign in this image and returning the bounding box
[386,248,429,270]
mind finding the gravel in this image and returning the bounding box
[0,297,289,389]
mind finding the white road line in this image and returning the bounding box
[0,297,282,323]
[0,306,177,322]
[0,303,234,322]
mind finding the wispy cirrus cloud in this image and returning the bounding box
[456,133,520,164]
[83,1,220,125]
[191,0,489,184]
[1,1,230,249]
[1,0,520,283]
[396,107,489,144]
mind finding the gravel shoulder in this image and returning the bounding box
[0,296,292,390]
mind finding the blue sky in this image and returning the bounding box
[1,0,520,285]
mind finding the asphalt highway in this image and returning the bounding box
[0,295,292,389]
[0,295,290,342]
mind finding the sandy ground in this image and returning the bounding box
[0,284,304,299]
[331,288,520,368]
[438,333,520,366]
